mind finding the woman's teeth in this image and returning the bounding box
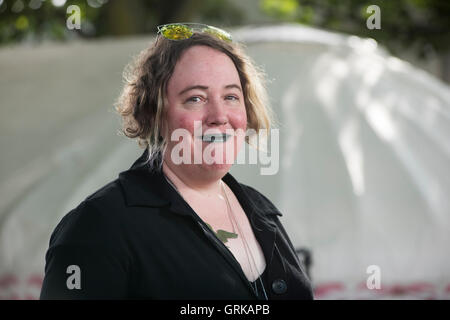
[201,133,231,143]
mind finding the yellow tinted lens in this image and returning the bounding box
[161,24,193,40]
[202,26,232,42]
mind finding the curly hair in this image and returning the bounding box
[115,32,273,170]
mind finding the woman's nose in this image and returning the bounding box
[206,99,228,126]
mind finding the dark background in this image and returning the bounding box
[1,0,449,82]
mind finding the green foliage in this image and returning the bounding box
[260,0,450,57]
[261,0,299,20]
[0,0,243,45]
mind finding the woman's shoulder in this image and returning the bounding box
[48,178,129,248]
[76,178,128,222]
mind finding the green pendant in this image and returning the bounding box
[206,223,238,244]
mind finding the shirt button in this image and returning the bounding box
[272,279,287,294]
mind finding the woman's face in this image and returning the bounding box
[163,45,247,182]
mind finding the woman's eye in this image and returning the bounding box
[185,96,203,103]
[225,95,239,101]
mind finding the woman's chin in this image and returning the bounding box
[199,161,233,177]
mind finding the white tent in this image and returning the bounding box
[1,24,449,299]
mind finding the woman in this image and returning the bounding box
[40,23,313,300]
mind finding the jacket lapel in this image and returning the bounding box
[118,148,281,298]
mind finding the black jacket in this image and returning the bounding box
[40,149,313,300]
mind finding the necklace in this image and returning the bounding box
[220,181,268,300]
[164,173,268,300]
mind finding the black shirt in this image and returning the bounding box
[40,149,313,300]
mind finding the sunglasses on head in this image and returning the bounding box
[157,23,232,43]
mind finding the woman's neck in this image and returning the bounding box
[162,161,223,197]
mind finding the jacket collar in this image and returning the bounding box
[118,148,282,220]
[118,149,171,208]
[119,148,281,280]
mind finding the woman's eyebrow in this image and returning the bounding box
[178,84,242,96]
[178,85,208,96]
[225,84,242,92]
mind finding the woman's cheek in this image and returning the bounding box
[231,110,247,131]
[174,116,199,134]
